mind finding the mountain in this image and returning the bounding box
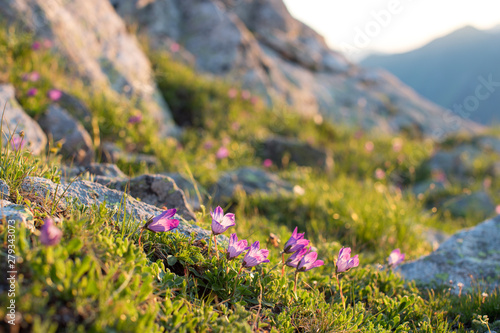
[361,25,500,125]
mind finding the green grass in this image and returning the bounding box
[1,25,500,332]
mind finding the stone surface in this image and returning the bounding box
[411,180,447,196]
[62,163,127,180]
[0,179,9,200]
[0,84,47,155]
[95,174,196,221]
[424,144,482,178]
[55,91,93,125]
[163,173,205,211]
[0,0,177,136]
[20,177,214,240]
[212,167,293,202]
[257,136,333,169]
[0,199,35,232]
[441,191,495,219]
[110,0,482,137]
[398,215,500,293]
[100,142,159,167]
[38,104,94,165]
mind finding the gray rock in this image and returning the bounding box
[0,179,9,200]
[212,167,293,202]
[100,142,159,167]
[38,105,94,165]
[257,136,333,169]
[442,191,495,219]
[163,173,205,211]
[110,0,482,138]
[62,163,126,180]
[55,91,93,125]
[0,199,35,232]
[477,135,500,154]
[0,84,47,155]
[20,177,214,241]
[95,174,196,221]
[0,0,177,136]
[411,180,447,196]
[398,215,500,293]
[424,144,482,178]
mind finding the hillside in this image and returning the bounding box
[361,25,500,125]
[0,0,500,332]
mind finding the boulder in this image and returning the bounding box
[0,199,35,232]
[211,167,293,202]
[411,180,447,196]
[54,91,93,125]
[0,179,9,199]
[398,215,500,293]
[100,142,159,167]
[62,163,126,180]
[38,105,94,165]
[257,136,333,169]
[110,0,482,137]
[441,191,495,219]
[163,173,205,211]
[0,0,177,136]
[20,177,213,240]
[0,84,47,155]
[96,174,196,221]
[424,144,482,178]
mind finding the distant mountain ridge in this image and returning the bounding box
[361,25,500,125]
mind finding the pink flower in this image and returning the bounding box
[496,205,500,215]
[27,88,38,97]
[128,113,143,124]
[242,241,270,268]
[145,209,179,232]
[375,168,385,180]
[297,251,324,272]
[210,206,235,235]
[392,138,403,152]
[262,159,273,168]
[32,41,41,50]
[47,89,62,101]
[40,218,62,246]
[364,141,374,153]
[10,135,25,151]
[43,39,53,49]
[216,147,229,159]
[285,246,310,268]
[23,71,40,82]
[227,233,250,260]
[250,96,259,105]
[241,90,251,100]
[283,227,309,254]
[387,248,405,267]
[335,247,359,273]
[228,88,238,99]
[170,42,180,53]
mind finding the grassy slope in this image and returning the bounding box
[1,28,500,332]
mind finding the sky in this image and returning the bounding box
[283,0,500,61]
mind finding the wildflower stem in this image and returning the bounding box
[213,234,219,259]
[281,252,285,277]
[138,228,145,249]
[293,270,299,293]
[334,273,345,310]
[233,265,243,296]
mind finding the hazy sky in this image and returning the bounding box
[284,0,500,60]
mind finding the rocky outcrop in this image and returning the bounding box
[257,136,333,169]
[211,167,293,202]
[19,177,213,240]
[0,199,35,232]
[96,174,196,221]
[442,191,495,219]
[0,0,177,136]
[110,0,482,137]
[0,84,47,155]
[398,215,500,293]
[0,179,9,199]
[38,105,94,165]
